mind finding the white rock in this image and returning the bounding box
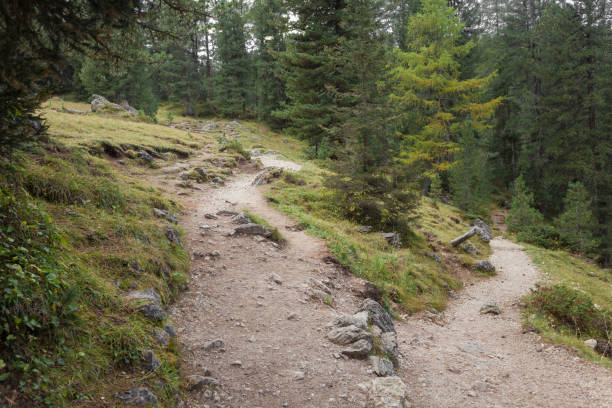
[360,377,410,408]
[584,339,597,349]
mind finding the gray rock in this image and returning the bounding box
[153,208,178,224]
[326,325,373,346]
[426,253,442,263]
[381,232,402,248]
[381,332,399,366]
[194,167,209,179]
[232,223,272,238]
[360,377,410,408]
[164,324,177,338]
[480,300,501,315]
[165,227,181,245]
[476,260,495,273]
[91,94,125,113]
[358,298,395,333]
[473,219,492,243]
[140,303,167,321]
[203,339,224,352]
[125,288,161,305]
[217,210,239,216]
[143,349,161,371]
[205,213,218,219]
[202,123,217,131]
[120,100,138,114]
[458,342,491,357]
[113,388,158,405]
[270,273,282,285]
[137,150,155,163]
[153,329,169,346]
[342,338,373,358]
[461,242,479,255]
[585,339,597,349]
[231,120,241,126]
[369,356,395,377]
[252,167,283,186]
[287,312,298,320]
[328,312,368,330]
[186,375,218,391]
[231,212,251,225]
[357,226,373,233]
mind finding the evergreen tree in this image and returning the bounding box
[275,0,346,157]
[555,182,597,252]
[507,175,544,233]
[214,0,251,118]
[251,0,287,123]
[389,0,502,184]
[326,0,418,233]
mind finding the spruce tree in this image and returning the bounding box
[507,175,544,233]
[555,182,597,252]
[275,0,346,157]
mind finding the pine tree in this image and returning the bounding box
[555,182,597,252]
[214,0,251,118]
[275,0,346,157]
[389,0,502,181]
[507,175,544,233]
[251,0,287,123]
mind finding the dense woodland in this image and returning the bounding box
[2,0,611,262]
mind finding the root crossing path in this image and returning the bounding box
[151,154,612,408]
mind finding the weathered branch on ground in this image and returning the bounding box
[450,227,477,247]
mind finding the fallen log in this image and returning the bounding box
[450,227,477,247]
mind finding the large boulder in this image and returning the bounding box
[91,94,134,114]
[358,299,395,334]
[342,338,373,358]
[360,377,410,408]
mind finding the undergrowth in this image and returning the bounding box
[0,144,189,406]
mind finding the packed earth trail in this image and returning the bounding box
[149,151,612,408]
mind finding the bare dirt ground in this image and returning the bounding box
[149,152,612,408]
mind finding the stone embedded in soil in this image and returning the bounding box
[232,223,272,237]
[163,324,177,338]
[326,325,373,346]
[113,388,158,405]
[357,226,373,233]
[153,329,169,346]
[342,338,373,358]
[360,376,410,408]
[473,218,492,242]
[205,213,218,219]
[369,356,395,377]
[381,232,402,248]
[584,339,597,349]
[165,227,181,245]
[231,212,251,224]
[270,273,282,285]
[476,260,495,272]
[139,302,167,321]
[143,349,161,372]
[328,312,368,330]
[125,288,161,305]
[186,375,218,391]
[217,210,239,216]
[381,332,399,366]
[358,298,396,334]
[480,301,501,315]
[153,208,177,224]
[203,339,225,352]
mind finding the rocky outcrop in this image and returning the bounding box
[231,223,271,237]
[113,388,158,405]
[125,288,167,322]
[91,94,137,115]
[473,218,492,243]
[252,167,283,186]
[326,325,373,345]
[358,299,395,334]
[369,356,395,377]
[476,260,495,273]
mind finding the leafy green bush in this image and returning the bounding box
[528,284,612,337]
[0,188,78,378]
[516,224,564,249]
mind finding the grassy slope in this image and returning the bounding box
[523,244,612,366]
[0,104,225,407]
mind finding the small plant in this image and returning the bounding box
[218,138,251,160]
[166,110,175,124]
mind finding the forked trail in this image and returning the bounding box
[151,153,612,408]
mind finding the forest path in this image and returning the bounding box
[397,236,612,407]
[148,151,612,407]
[149,152,373,408]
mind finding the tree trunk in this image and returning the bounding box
[450,227,478,247]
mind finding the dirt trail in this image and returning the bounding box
[150,153,612,408]
[398,237,612,407]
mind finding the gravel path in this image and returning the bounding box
[398,237,612,408]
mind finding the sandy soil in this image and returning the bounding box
[148,153,612,408]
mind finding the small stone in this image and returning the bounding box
[231,212,251,225]
[293,371,305,380]
[536,343,544,352]
[232,223,272,237]
[153,329,169,346]
[467,391,477,397]
[205,213,218,219]
[113,388,158,405]
[584,339,597,349]
[369,356,395,377]
[230,361,242,367]
[143,349,161,371]
[203,339,225,352]
[270,273,282,285]
[476,260,495,273]
[164,324,177,338]
[186,375,218,391]
[140,303,167,321]
[479,301,501,315]
[357,226,373,233]
[165,227,181,245]
[472,381,495,392]
[448,365,462,374]
[217,210,239,216]
[287,313,298,320]
[342,338,373,358]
